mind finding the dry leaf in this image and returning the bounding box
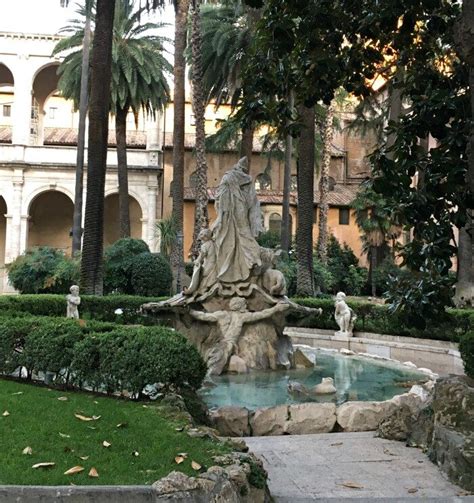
[116,422,128,428]
[57,396,68,401]
[102,441,111,448]
[22,446,33,455]
[175,427,184,432]
[32,462,55,469]
[93,401,99,404]
[79,456,89,461]
[74,413,94,422]
[191,461,202,471]
[174,456,185,465]
[12,391,23,395]
[330,442,343,446]
[87,426,96,430]
[408,488,418,494]
[88,467,99,478]
[132,451,139,457]
[2,410,10,417]
[59,432,70,438]
[92,415,101,420]
[340,481,364,489]
[177,452,188,458]
[64,465,84,475]
[383,447,396,456]
[458,491,474,496]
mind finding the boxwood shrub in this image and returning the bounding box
[459,331,474,379]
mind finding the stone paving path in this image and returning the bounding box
[245,432,474,502]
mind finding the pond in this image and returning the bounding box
[199,348,428,410]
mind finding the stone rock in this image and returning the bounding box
[153,471,200,494]
[293,348,315,368]
[285,403,336,434]
[210,406,250,437]
[378,403,415,441]
[312,377,337,395]
[250,405,288,436]
[430,375,474,491]
[340,348,355,356]
[403,361,417,368]
[406,402,434,450]
[337,401,396,432]
[228,355,249,374]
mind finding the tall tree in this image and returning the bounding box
[190,0,209,258]
[281,91,294,254]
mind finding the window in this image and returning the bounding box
[339,207,350,225]
[269,213,282,234]
[49,107,57,119]
[2,104,11,117]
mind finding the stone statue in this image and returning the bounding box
[189,298,290,375]
[334,291,356,337]
[184,228,217,297]
[211,156,264,283]
[66,285,80,319]
[259,247,287,296]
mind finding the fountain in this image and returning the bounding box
[142,157,320,375]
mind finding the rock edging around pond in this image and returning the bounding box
[210,380,434,437]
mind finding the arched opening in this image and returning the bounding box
[0,196,7,288]
[31,63,61,145]
[0,63,14,143]
[104,194,143,246]
[269,212,282,235]
[28,191,74,255]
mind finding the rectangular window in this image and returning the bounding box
[49,107,57,119]
[339,207,350,225]
[2,104,11,117]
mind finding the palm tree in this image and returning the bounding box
[54,0,171,238]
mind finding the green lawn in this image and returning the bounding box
[0,379,228,485]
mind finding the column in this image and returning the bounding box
[6,170,24,262]
[11,60,33,146]
[147,177,159,252]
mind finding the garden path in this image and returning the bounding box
[245,431,474,502]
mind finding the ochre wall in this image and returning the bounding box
[104,194,143,248]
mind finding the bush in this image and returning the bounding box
[7,247,80,294]
[131,253,172,297]
[459,332,474,379]
[257,230,281,249]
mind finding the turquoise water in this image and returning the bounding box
[199,349,428,410]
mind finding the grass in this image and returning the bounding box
[0,379,229,486]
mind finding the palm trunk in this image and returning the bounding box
[370,245,378,297]
[190,0,209,259]
[317,103,334,264]
[116,106,130,238]
[281,91,294,254]
[71,5,91,255]
[240,126,254,169]
[296,105,315,297]
[170,0,190,290]
[80,0,115,295]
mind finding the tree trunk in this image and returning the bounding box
[281,91,294,254]
[240,126,254,169]
[296,105,315,297]
[170,0,190,291]
[370,245,378,297]
[116,106,130,238]
[71,5,91,256]
[454,2,474,307]
[317,103,335,264]
[190,0,209,259]
[80,0,115,295]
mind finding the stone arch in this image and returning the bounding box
[104,193,143,247]
[269,212,282,234]
[24,185,74,215]
[0,63,15,132]
[27,190,74,255]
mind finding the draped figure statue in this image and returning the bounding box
[211,156,264,283]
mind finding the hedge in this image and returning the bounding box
[0,314,207,396]
[459,332,474,379]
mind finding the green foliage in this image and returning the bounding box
[7,248,80,294]
[155,216,177,259]
[276,255,297,297]
[130,252,172,297]
[257,230,281,249]
[104,238,150,294]
[313,258,335,294]
[459,332,474,379]
[244,456,268,489]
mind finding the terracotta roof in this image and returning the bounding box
[0,126,12,143]
[184,183,359,207]
[43,128,146,148]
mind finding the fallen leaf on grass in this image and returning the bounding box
[132,451,139,457]
[59,433,70,438]
[102,441,111,448]
[330,442,343,446]
[22,446,33,455]
[87,426,96,430]
[191,461,202,471]
[79,456,89,461]
[116,422,128,428]
[88,467,99,478]
[175,427,184,432]
[74,413,94,422]
[57,396,68,401]
[93,401,99,404]
[12,392,23,395]
[340,481,364,489]
[2,410,10,417]
[174,456,185,465]
[408,488,418,494]
[32,462,55,469]
[64,466,84,475]
[177,452,188,457]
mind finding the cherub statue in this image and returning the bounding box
[334,291,356,337]
[184,228,217,297]
[66,285,81,319]
[189,297,290,375]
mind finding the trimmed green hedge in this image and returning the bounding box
[0,314,207,395]
[459,332,474,379]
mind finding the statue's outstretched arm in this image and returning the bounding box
[189,309,218,323]
[243,302,290,323]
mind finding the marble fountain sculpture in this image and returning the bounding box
[142,157,321,375]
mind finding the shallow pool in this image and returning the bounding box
[199,348,428,410]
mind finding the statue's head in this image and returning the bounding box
[235,156,249,174]
[336,291,346,301]
[229,296,247,312]
[199,228,212,242]
[70,285,79,295]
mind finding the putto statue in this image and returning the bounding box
[66,285,81,319]
[334,291,356,337]
[142,157,321,375]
